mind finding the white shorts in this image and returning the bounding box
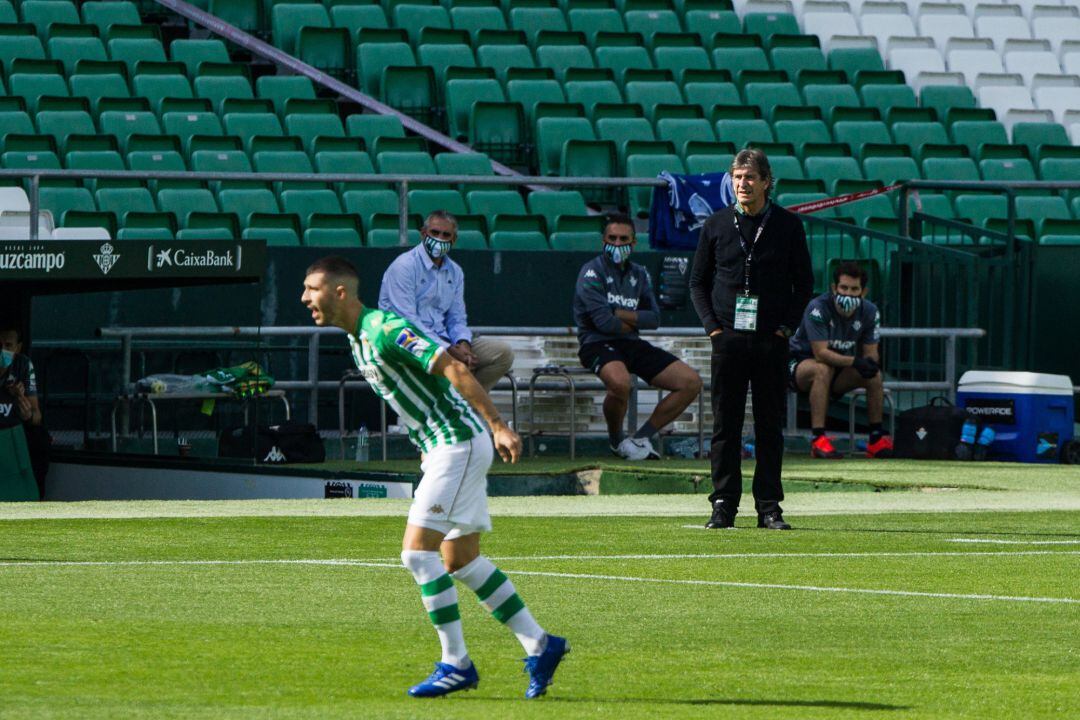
[407,431,493,540]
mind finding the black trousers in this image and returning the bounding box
[708,331,788,514]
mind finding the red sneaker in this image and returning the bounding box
[810,434,844,459]
[866,434,894,459]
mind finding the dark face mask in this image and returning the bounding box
[604,242,632,265]
[423,234,452,259]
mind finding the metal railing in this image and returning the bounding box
[98,325,984,452]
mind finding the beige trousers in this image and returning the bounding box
[468,337,515,392]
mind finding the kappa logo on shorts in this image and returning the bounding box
[395,328,431,358]
[428,504,446,515]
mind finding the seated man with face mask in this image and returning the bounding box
[573,213,702,461]
[380,210,514,393]
[788,261,892,459]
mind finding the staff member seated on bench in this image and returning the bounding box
[788,261,893,459]
[572,213,702,461]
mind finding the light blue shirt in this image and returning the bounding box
[378,244,472,349]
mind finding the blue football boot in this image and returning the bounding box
[407,661,479,698]
[523,635,570,699]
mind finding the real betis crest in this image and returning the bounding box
[93,242,119,275]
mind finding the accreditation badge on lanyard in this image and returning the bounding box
[732,206,772,332]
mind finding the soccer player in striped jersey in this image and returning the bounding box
[302,256,568,699]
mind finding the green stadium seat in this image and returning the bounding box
[407,189,467,221]
[804,156,864,195]
[132,74,193,115]
[891,122,951,161]
[81,1,141,39]
[342,188,397,232]
[1015,196,1071,238]
[434,152,493,179]
[37,110,103,154]
[715,118,774,149]
[832,121,892,160]
[107,38,166,77]
[535,116,593,176]
[22,1,81,38]
[535,45,596,83]
[466,189,527,229]
[194,75,254,116]
[330,3,387,39]
[417,43,477,89]
[239,225,297,245]
[802,84,862,125]
[509,7,568,48]
[828,47,884,82]
[367,228,419,247]
[489,230,549,251]
[773,119,830,157]
[345,113,405,152]
[222,112,283,155]
[528,189,590,230]
[284,113,347,156]
[742,12,800,45]
[863,156,920,184]
[161,111,223,156]
[505,78,565,124]
[712,46,769,83]
[624,9,683,42]
[218,187,278,227]
[69,73,133,115]
[356,41,414,97]
[190,149,256,191]
[594,46,654,88]
[39,186,95,224]
[742,82,802,123]
[567,8,623,47]
[8,72,70,114]
[1012,123,1071,165]
[596,116,658,171]
[1039,159,1080,202]
[860,84,916,120]
[66,150,131,191]
[624,80,683,123]
[770,47,827,84]
[626,153,683,217]
[446,78,504,141]
[127,149,195,191]
[253,150,314,192]
[170,39,230,77]
[655,117,716,157]
[1039,219,1080,245]
[255,76,316,119]
[979,158,1036,184]
[376,150,437,176]
[280,188,342,230]
[450,6,505,45]
[271,3,327,55]
[47,37,107,75]
[767,154,804,182]
[475,44,535,84]
[683,80,740,119]
[908,193,955,218]
[156,187,219,228]
[919,85,975,126]
[208,0,260,35]
[0,36,46,76]
[653,46,711,85]
[954,195,1008,227]
[95,186,154,224]
[313,150,376,193]
[565,80,624,121]
[950,121,1008,160]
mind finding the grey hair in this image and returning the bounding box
[423,210,458,231]
[731,148,775,197]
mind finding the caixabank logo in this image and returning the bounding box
[147,244,244,272]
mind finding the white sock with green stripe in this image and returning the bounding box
[453,556,547,656]
[401,550,470,669]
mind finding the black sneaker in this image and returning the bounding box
[705,500,737,529]
[757,512,792,530]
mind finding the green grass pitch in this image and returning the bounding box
[0,459,1077,718]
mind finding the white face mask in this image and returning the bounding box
[423,234,452,259]
[833,293,862,318]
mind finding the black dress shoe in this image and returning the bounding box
[705,500,737,529]
[757,512,792,530]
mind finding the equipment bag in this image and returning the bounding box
[893,397,972,460]
[218,422,325,464]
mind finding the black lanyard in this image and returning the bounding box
[732,205,772,297]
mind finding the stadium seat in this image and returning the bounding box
[863,157,921,185]
[951,121,1009,160]
[715,118,774,149]
[450,6,506,45]
[595,46,654,88]
[346,113,405,151]
[39,186,95,225]
[626,153,684,217]
[48,37,108,75]
[773,120,831,157]
[489,230,550,251]
[170,39,231,77]
[194,75,254,116]
[81,1,141,40]
[509,7,568,48]
[804,156,864,195]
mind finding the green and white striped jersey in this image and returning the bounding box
[347,307,484,452]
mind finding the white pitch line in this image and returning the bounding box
[489,551,1080,560]
[946,538,1080,545]
[0,558,1074,604]
[501,569,1080,605]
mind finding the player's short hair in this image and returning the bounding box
[833,260,868,287]
[306,256,359,290]
[423,210,458,232]
[731,148,774,196]
[602,212,635,237]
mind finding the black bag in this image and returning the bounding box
[218,422,325,464]
[894,397,972,460]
